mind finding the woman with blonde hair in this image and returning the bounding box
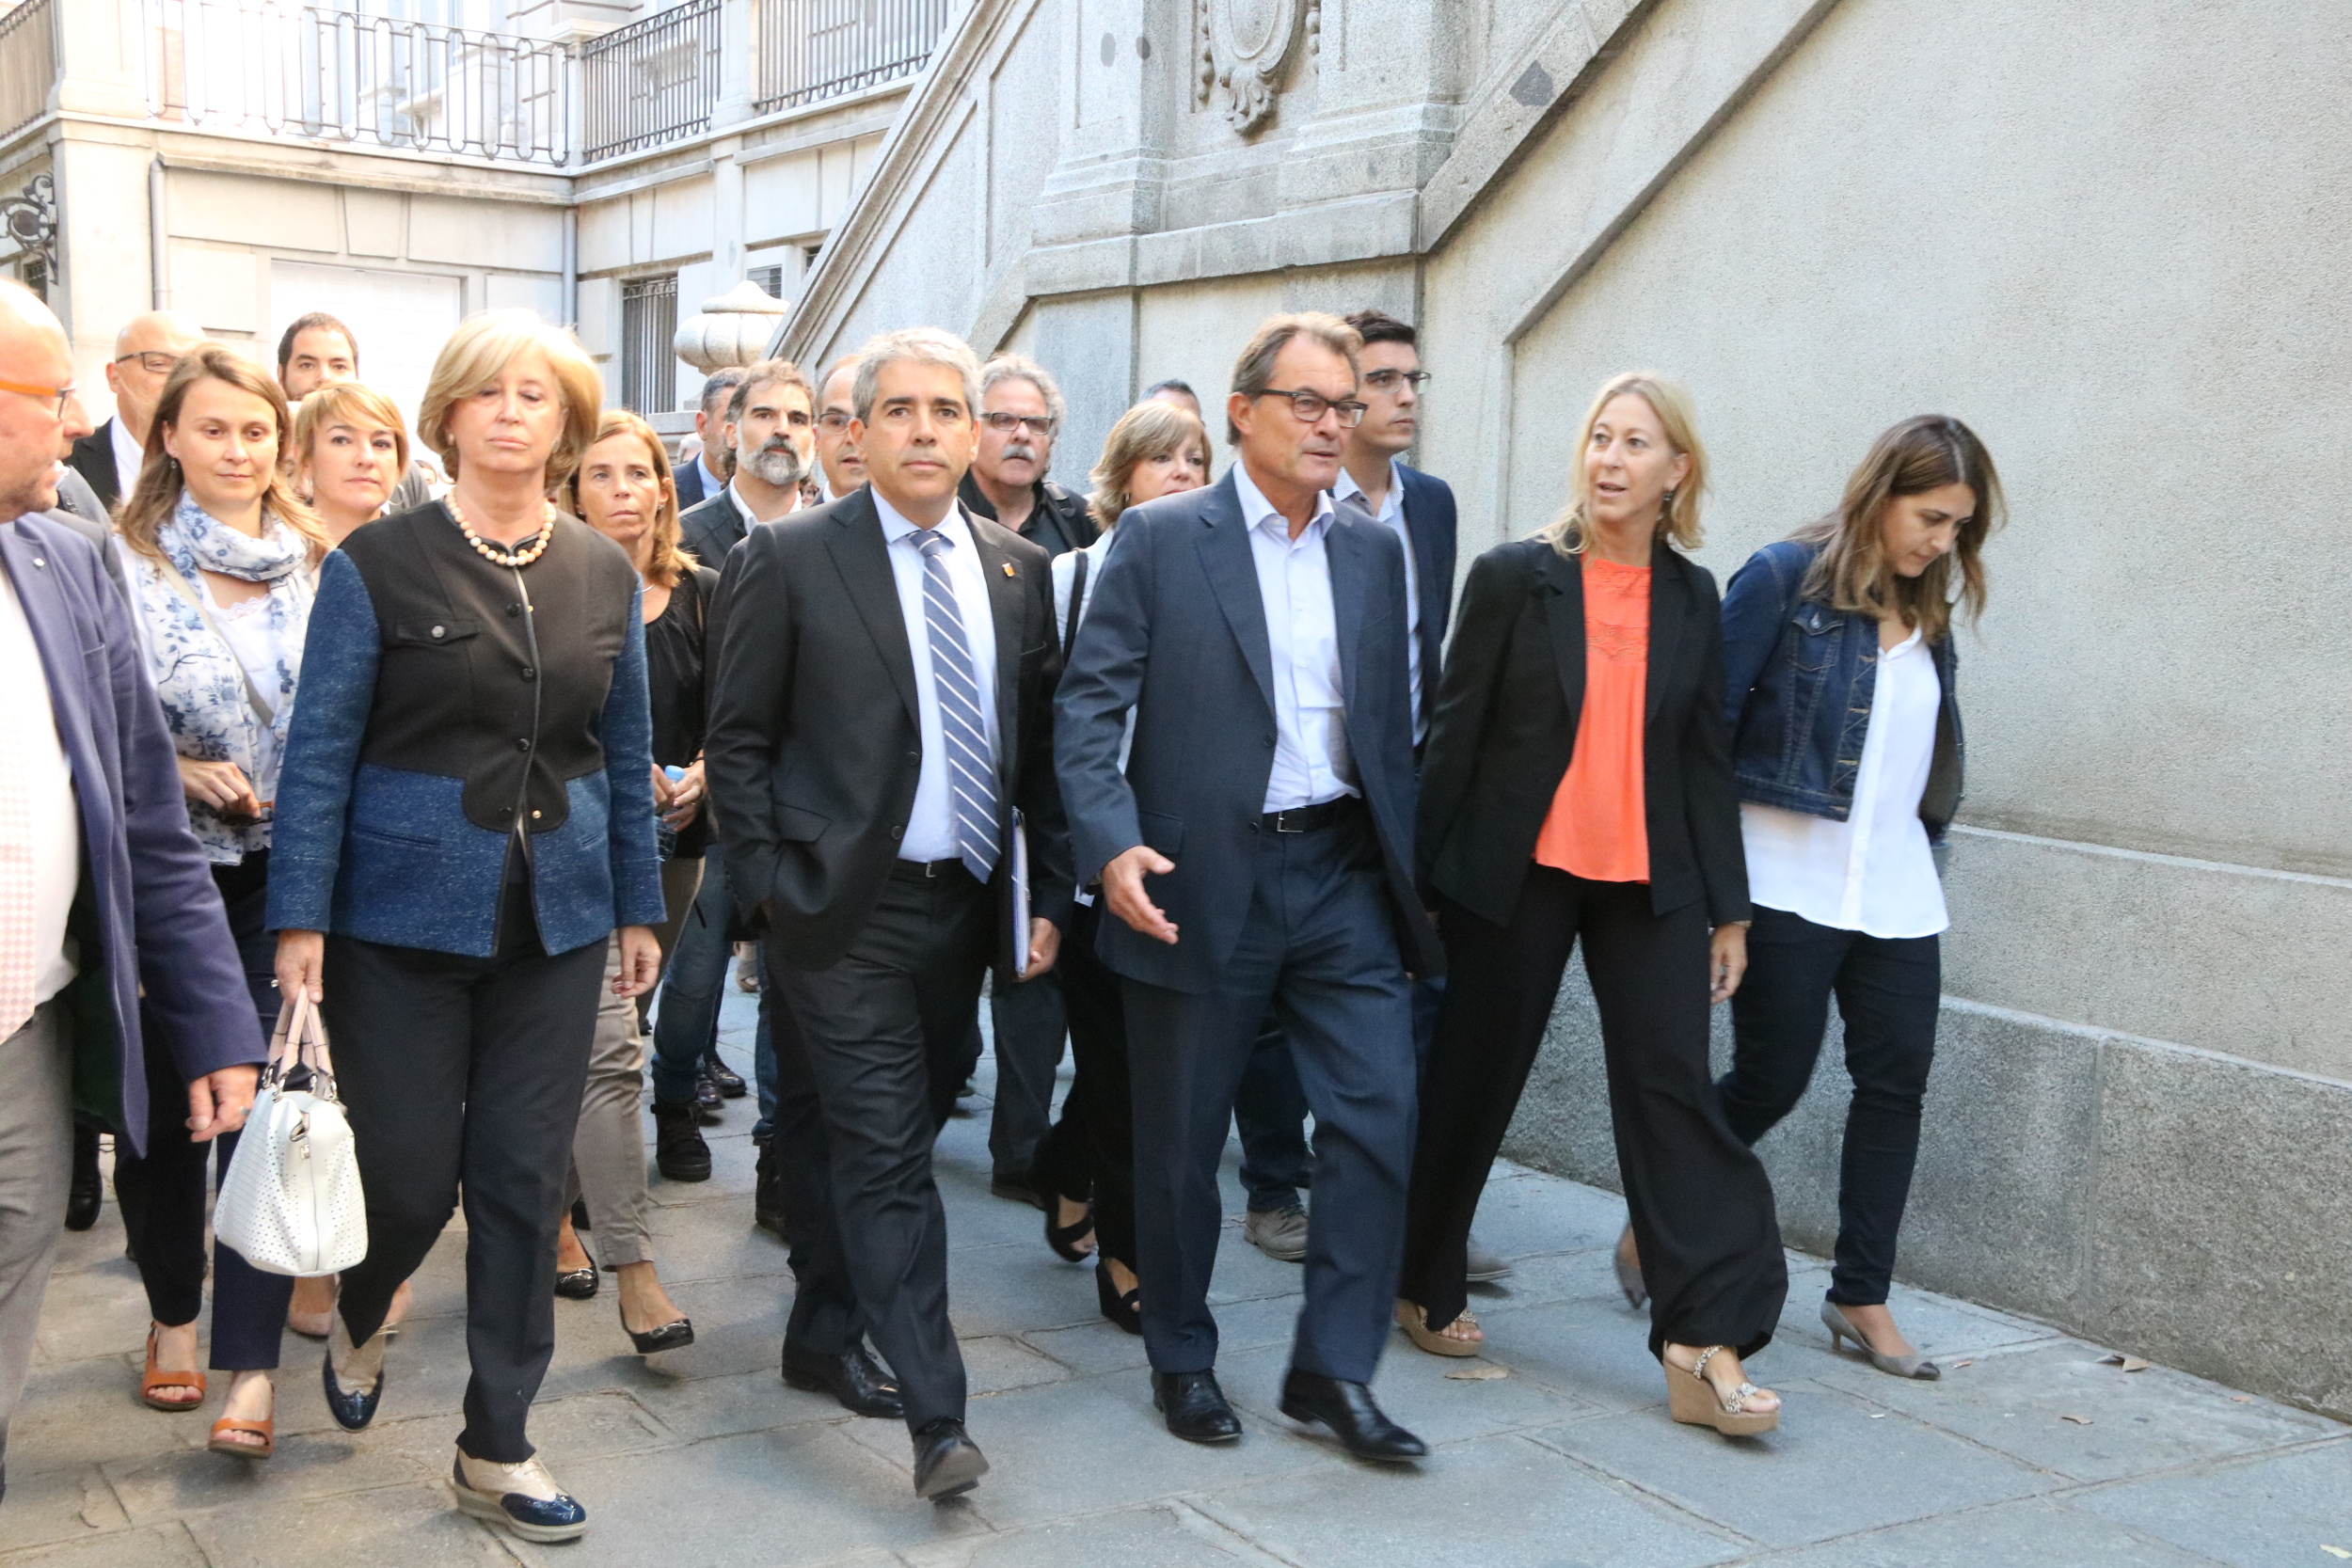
[291,381,410,545]
[1394,372,1788,1436]
[106,344,331,1458]
[541,409,713,1354]
[269,310,664,1544]
[1026,398,1207,1332]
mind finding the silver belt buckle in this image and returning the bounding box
[1274,809,1304,833]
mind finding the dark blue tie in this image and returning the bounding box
[915,531,999,880]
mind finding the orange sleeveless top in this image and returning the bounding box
[1534,555,1650,882]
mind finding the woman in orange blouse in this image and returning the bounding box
[1395,373,1788,1435]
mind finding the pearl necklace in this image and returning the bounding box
[446,495,558,568]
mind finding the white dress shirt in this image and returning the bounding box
[110,417,144,499]
[1741,627,1947,939]
[1233,460,1355,812]
[1331,457,1423,741]
[0,564,82,1006]
[728,478,801,529]
[875,492,1001,863]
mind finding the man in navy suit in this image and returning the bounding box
[0,281,259,1494]
[1057,313,1443,1461]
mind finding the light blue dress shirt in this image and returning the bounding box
[874,492,1002,863]
[1331,457,1423,742]
[1232,460,1355,813]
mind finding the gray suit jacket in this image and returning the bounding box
[1053,467,1442,993]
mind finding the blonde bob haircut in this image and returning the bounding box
[566,409,694,588]
[291,380,411,481]
[416,309,602,486]
[1088,400,1209,533]
[116,342,328,565]
[1539,371,1708,557]
[1790,414,2003,645]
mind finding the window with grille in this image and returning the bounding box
[18,257,44,302]
[619,273,679,413]
[749,264,784,301]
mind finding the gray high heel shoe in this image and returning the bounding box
[1820,1300,1940,1380]
[1613,1225,1647,1309]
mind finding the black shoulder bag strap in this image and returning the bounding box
[1061,548,1091,661]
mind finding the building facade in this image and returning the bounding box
[781,0,2352,1419]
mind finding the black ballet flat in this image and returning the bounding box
[623,1307,694,1355]
[1095,1260,1141,1336]
[1045,1199,1096,1262]
[322,1348,385,1432]
[554,1266,599,1300]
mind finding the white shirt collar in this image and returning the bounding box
[727,478,801,528]
[1232,458,1333,542]
[872,488,976,552]
[110,416,145,490]
[1331,457,1403,516]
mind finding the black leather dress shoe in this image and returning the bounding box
[703,1055,748,1099]
[693,1072,725,1123]
[64,1124,101,1231]
[1152,1369,1242,1443]
[753,1140,785,1239]
[912,1418,989,1500]
[1279,1369,1427,1461]
[782,1342,903,1418]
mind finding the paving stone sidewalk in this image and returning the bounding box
[4,990,2345,1568]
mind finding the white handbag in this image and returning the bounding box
[214,989,370,1276]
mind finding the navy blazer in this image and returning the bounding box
[0,515,258,1154]
[1394,462,1459,728]
[1054,468,1444,993]
[674,454,710,513]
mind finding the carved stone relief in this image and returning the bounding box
[1196,0,1320,135]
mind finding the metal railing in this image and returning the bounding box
[146,0,570,166]
[755,0,950,113]
[579,0,722,164]
[0,0,57,142]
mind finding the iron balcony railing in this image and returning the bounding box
[147,0,570,166]
[755,0,950,114]
[579,0,722,164]
[0,0,57,141]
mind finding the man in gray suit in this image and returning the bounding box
[1055,313,1441,1460]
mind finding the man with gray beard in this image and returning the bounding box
[677,357,816,567]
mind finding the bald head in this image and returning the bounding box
[0,279,87,522]
[105,309,203,443]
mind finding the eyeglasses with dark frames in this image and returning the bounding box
[816,411,853,432]
[111,351,182,377]
[1362,369,1432,393]
[1251,388,1369,428]
[981,411,1055,436]
[0,378,77,419]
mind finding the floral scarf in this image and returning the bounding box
[121,492,314,861]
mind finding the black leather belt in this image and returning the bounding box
[1261,796,1361,834]
[891,856,972,881]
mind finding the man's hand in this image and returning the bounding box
[1709,922,1749,1005]
[1021,917,1062,978]
[612,926,663,998]
[275,928,326,1006]
[1102,845,1178,944]
[187,1064,259,1142]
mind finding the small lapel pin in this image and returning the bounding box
[1001,562,1016,578]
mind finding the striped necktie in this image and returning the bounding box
[915,530,1000,881]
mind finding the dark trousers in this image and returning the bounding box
[1030,901,1136,1267]
[650,847,731,1106]
[1122,812,1418,1385]
[1718,907,1941,1307]
[1234,974,1442,1212]
[1402,867,1787,1359]
[770,863,992,1433]
[324,919,607,1465]
[987,968,1066,1180]
[757,950,861,1359]
[112,854,296,1370]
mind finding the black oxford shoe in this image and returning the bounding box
[64,1124,101,1231]
[1152,1369,1243,1443]
[1279,1369,1427,1462]
[912,1418,989,1500]
[782,1341,904,1418]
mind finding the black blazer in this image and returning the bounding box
[678,488,753,569]
[702,486,1074,971]
[1417,537,1749,929]
[674,454,710,512]
[959,472,1099,558]
[66,418,122,511]
[1394,462,1459,732]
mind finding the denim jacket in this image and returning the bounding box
[1719,539,1963,845]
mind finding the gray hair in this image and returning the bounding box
[1226,311,1362,445]
[979,352,1066,433]
[726,356,812,423]
[851,327,983,424]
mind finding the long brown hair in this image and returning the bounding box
[567,410,692,586]
[116,344,327,563]
[1539,371,1707,557]
[1792,415,2004,643]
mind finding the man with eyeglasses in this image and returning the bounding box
[1056,311,1438,1461]
[956,354,1096,561]
[812,354,866,501]
[65,309,201,511]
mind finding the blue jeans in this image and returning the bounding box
[650,848,731,1106]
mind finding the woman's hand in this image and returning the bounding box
[649,764,675,811]
[179,755,260,818]
[661,760,706,831]
[612,926,663,998]
[1709,922,1749,1005]
[276,929,326,1006]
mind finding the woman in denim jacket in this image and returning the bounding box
[1708,415,2003,1379]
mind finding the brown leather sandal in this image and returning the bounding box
[206,1415,275,1460]
[140,1326,207,1412]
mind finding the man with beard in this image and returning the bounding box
[677,358,816,566]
